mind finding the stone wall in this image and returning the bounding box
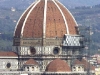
[0,71,94,75]
[0,58,18,71]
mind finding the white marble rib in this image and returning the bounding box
[57,0,78,26]
[53,0,69,34]
[13,1,36,37]
[43,0,47,38]
[21,0,41,36]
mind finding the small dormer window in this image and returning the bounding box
[32,67,34,71]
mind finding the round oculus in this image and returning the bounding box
[6,63,11,68]
[53,47,60,55]
[30,47,36,55]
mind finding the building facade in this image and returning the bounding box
[0,0,95,75]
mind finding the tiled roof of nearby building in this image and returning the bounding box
[0,51,17,57]
[74,59,95,71]
[74,59,84,65]
[46,58,71,72]
[24,59,38,65]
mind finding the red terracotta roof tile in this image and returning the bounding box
[46,1,67,38]
[0,51,17,57]
[15,4,34,38]
[46,58,71,72]
[56,1,77,35]
[15,0,78,38]
[23,0,44,38]
[24,59,38,65]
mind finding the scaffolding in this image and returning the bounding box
[78,25,92,75]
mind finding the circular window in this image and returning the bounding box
[6,63,11,68]
[53,47,60,55]
[30,47,36,55]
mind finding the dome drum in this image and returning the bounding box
[13,37,63,46]
[13,45,64,57]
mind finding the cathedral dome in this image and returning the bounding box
[46,58,71,72]
[14,0,78,38]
